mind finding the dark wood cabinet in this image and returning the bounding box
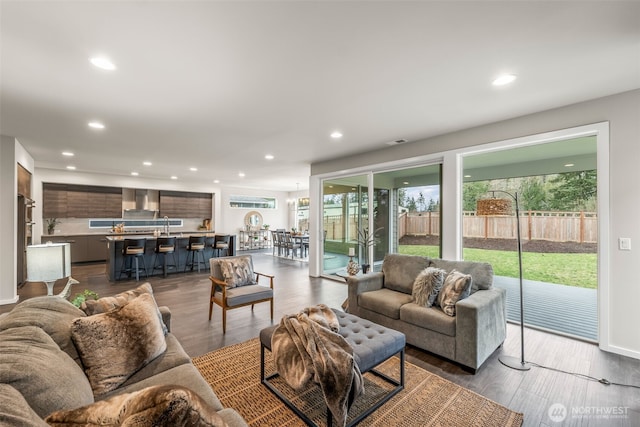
[42,234,108,263]
[160,191,212,218]
[43,184,122,218]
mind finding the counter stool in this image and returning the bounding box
[152,237,177,278]
[184,236,206,272]
[119,238,148,281]
[212,234,231,258]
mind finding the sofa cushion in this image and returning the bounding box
[412,267,446,307]
[218,256,256,288]
[45,384,227,426]
[0,383,50,426]
[400,303,456,337]
[71,293,167,396]
[0,296,86,364]
[82,282,168,335]
[358,288,413,319]
[0,326,94,418]
[429,258,494,293]
[382,254,431,294]
[438,270,473,316]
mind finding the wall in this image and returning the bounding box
[0,136,34,304]
[311,89,640,359]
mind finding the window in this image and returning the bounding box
[229,195,277,209]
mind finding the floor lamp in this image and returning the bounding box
[478,191,530,371]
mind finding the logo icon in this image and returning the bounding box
[548,403,567,423]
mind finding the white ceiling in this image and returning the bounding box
[2,1,639,192]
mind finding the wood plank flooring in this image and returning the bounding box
[4,251,639,426]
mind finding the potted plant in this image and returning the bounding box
[46,218,60,235]
[70,289,99,308]
[356,227,383,273]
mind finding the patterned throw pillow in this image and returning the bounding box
[71,293,167,396]
[412,267,446,307]
[218,257,256,288]
[437,270,472,316]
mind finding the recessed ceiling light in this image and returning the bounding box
[88,121,105,129]
[189,167,198,172]
[89,57,116,71]
[66,165,76,170]
[213,179,220,184]
[403,181,409,185]
[492,74,517,86]
[564,163,574,167]
[464,175,472,178]
[62,151,74,157]
[131,172,139,176]
[170,176,178,180]
[330,131,343,139]
[238,172,245,177]
[143,161,152,166]
[265,154,274,160]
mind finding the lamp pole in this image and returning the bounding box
[490,190,530,371]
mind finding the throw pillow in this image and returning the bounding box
[218,257,255,288]
[412,267,446,307]
[0,296,86,364]
[71,293,167,396]
[0,326,94,418]
[82,282,168,335]
[437,269,473,316]
[45,384,227,427]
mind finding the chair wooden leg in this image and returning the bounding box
[222,309,227,334]
[270,300,274,320]
[208,299,213,320]
[251,304,255,311]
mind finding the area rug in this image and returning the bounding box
[193,338,523,427]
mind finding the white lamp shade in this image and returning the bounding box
[26,243,71,282]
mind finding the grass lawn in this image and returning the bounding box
[398,245,597,289]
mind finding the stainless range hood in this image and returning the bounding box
[122,189,159,219]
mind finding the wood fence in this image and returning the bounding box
[324,211,598,243]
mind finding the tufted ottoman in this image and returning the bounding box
[260,308,405,427]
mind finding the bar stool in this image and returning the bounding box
[212,235,231,258]
[152,237,177,278]
[184,236,206,272]
[119,238,148,281]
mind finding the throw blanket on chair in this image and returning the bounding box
[272,304,364,427]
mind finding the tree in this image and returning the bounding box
[519,177,548,211]
[417,192,426,212]
[463,181,490,212]
[548,170,597,210]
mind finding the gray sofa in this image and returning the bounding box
[346,254,507,373]
[0,291,247,426]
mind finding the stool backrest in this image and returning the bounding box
[124,238,146,255]
[188,235,205,250]
[156,237,176,253]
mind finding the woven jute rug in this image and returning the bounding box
[193,338,523,427]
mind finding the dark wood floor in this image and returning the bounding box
[5,251,639,426]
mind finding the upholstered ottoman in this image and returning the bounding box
[260,309,406,427]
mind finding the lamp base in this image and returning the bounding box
[44,280,55,296]
[499,355,531,371]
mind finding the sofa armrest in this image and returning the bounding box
[345,272,384,315]
[159,306,172,332]
[454,287,507,371]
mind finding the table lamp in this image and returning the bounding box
[26,242,71,296]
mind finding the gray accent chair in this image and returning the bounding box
[346,254,507,373]
[209,255,274,333]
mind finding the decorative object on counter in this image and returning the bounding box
[26,242,72,295]
[263,224,270,230]
[112,223,125,233]
[46,218,60,235]
[70,289,99,308]
[346,247,360,275]
[200,218,212,231]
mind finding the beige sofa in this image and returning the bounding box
[346,254,507,373]
[0,287,247,426]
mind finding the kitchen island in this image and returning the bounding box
[105,234,236,281]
